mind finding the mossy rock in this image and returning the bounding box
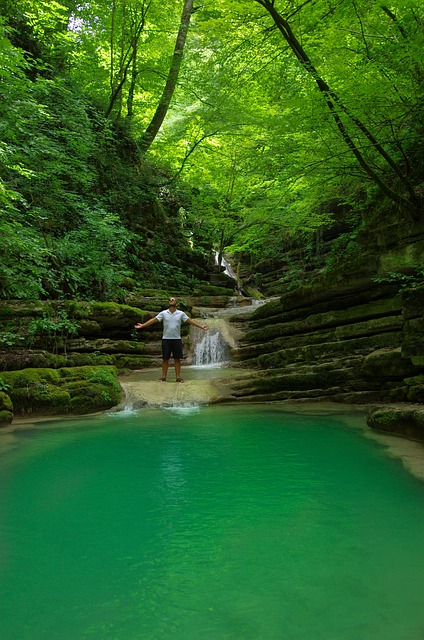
[112,355,156,369]
[124,295,167,312]
[2,368,61,388]
[186,296,230,309]
[192,284,233,296]
[406,385,424,403]
[247,297,402,343]
[9,387,71,414]
[1,365,122,416]
[402,317,424,358]
[250,299,283,321]
[0,391,13,412]
[404,375,424,385]
[0,301,44,319]
[401,285,424,320]
[0,390,14,425]
[402,375,424,402]
[65,353,115,367]
[64,377,120,396]
[367,407,424,441]
[57,365,118,381]
[66,382,121,413]
[232,367,353,394]
[256,332,402,369]
[89,302,142,327]
[0,350,115,371]
[22,353,68,369]
[65,301,144,328]
[66,338,146,354]
[76,320,102,336]
[361,348,416,379]
[0,410,13,425]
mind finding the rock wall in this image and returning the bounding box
[229,279,424,405]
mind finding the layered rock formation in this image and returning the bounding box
[230,280,424,406]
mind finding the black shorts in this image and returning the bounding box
[162,339,183,360]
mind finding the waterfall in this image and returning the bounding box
[191,328,230,367]
[214,250,237,281]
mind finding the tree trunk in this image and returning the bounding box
[106,2,147,120]
[139,0,195,153]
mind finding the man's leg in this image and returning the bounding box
[161,359,169,380]
[173,339,184,381]
[161,339,172,380]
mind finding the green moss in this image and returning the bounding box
[0,351,116,371]
[58,365,118,380]
[407,385,424,402]
[192,284,233,296]
[2,368,61,388]
[234,368,352,394]
[10,387,71,414]
[63,300,142,325]
[250,299,282,321]
[1,365,122,416]
[91,301,139,315]
[68,383,121,413]
[245,323,288,343]
[361,349,415,379]
[65,353,115,367]
[0,410,13,425]
[0,301,44,319]
[369,409,401,426]
[367,407,424,441]
[402,286,424,319]
[112,355,155,369]
[256,332,402,369]
[28,353,68,368]
[404,375,424,385]
[76,320,102,334]
[64,376,120,397]
[0,391,13,412]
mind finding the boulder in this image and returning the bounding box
[367,407,424,441]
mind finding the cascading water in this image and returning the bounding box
[190,318,235,368]
[192,329,230,367]
[214,250,237,281]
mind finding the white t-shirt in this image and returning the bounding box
[155,309,189,339]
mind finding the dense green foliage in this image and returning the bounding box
[0,0,423,299]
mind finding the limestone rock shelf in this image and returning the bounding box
[230,279,424,405]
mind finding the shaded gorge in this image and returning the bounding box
[1,404,424,640]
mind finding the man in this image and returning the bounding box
[134,297,208,382]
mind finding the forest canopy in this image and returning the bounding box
[0,0,423,300]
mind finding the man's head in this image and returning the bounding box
[168,297,177,308]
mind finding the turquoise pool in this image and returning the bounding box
[1,404,423,639]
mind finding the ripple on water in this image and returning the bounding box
[163,403,202,416]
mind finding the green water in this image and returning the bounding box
[1,404,424,640]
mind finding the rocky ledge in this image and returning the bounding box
[229,279,424,406]
[367,406,424,442]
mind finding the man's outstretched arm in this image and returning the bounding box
[186,318,209,331]
[134,317,159,330]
